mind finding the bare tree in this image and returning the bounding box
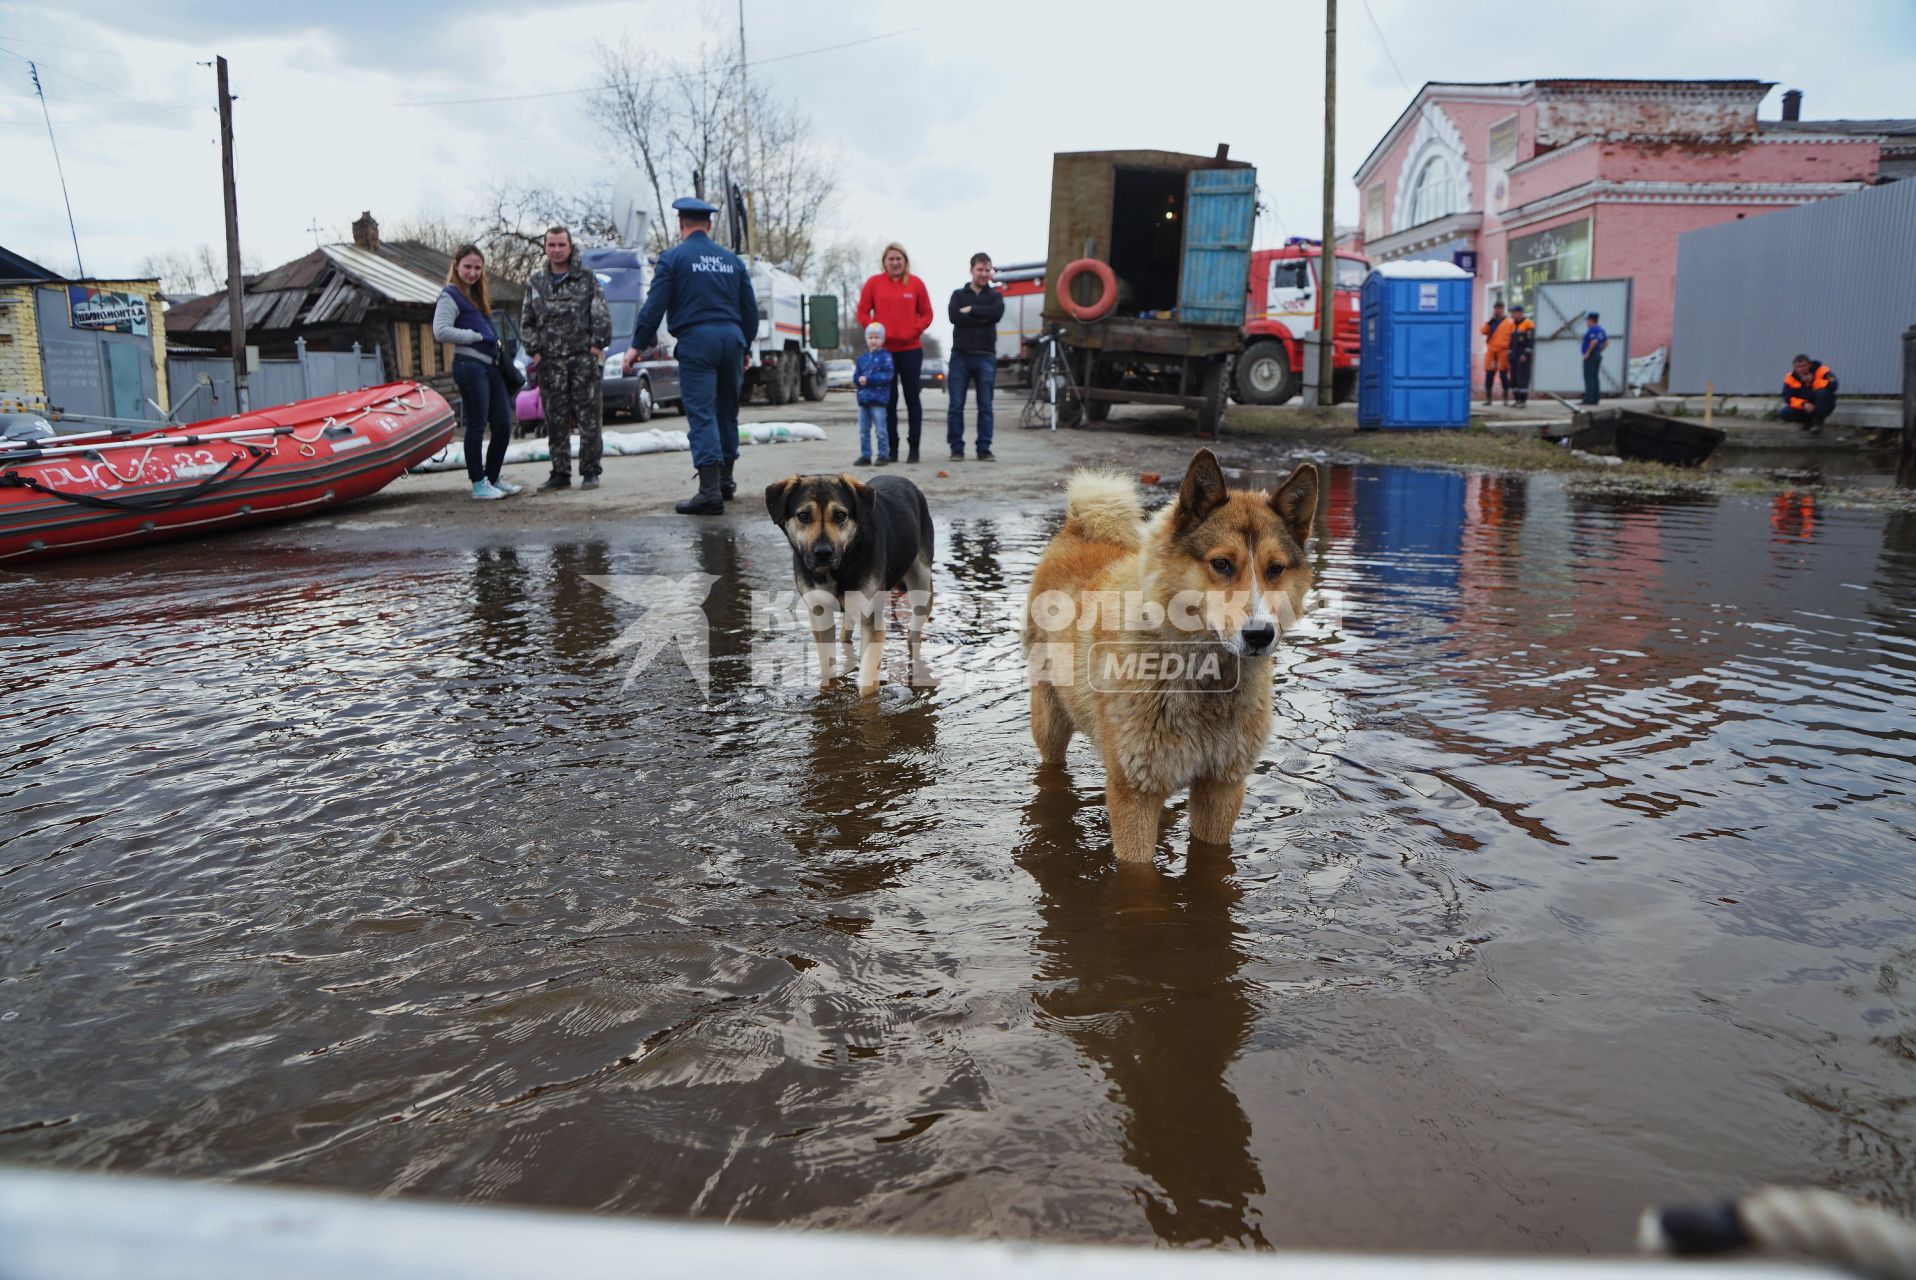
[474,180,619,286]
[589,37,673,252]
[584,34,840,277]
[813,237,882,354]
[388,214,482,256]
[138,244,261,297]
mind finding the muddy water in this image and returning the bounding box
[2,465,1912,1255]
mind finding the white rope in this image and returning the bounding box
[1641,1186,1916,1280]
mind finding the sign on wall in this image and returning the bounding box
[67,286,150,337]
[1505,217,1591,312]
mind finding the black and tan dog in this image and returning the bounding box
[766,472,935,695]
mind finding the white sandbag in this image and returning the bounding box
[411,422,828,472]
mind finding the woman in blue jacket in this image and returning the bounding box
[434,245,520,499]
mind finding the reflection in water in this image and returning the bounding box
[1017,770,1268,1248]
[3,465,1915,1250]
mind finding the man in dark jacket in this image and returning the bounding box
[946,253,1004,461]
[1778,354,1838,435]
[521,226,612,491]
[1507,304,1536,407]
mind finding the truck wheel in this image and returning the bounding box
[1085,395,1111,423]
[800,357,826,402]
[764,353,793,405]
[1237,341,1297,405]
[633,377,654,423]
[1197,359,1227,437]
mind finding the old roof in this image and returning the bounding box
[162,235,525,337]
[0,246,59,280]
[321,243,441,305]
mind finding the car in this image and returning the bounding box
[584,247,682,424]
[920,358,947,391]
[823,359,855,391]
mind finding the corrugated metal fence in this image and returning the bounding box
[166,339,385,420]
[1671,181,1916,395]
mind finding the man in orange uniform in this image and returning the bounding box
[1778,354,1838,436]
[1481,300,1513,406]
[1507,303,1536,407]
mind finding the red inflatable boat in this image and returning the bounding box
[0,382,455,563]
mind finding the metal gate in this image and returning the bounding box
[1531,278,1631,397]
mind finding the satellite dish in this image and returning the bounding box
[611,170,650,249]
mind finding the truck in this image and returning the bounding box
[995,240,1368,404]
[1041,147,1257,435]
[1235,239,1369,406]
[741,260,836,406]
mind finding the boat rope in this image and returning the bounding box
[1641,1186,1916,1279]
[95,446,156,487]
[0,445,271,513]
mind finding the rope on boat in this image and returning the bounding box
[1640,1187,1916,1279]
[0,445,271,513]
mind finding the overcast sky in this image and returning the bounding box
[5,0,1913,347]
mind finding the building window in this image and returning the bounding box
[1488,116,1517,166]
[1365,185,1385,241]
[1409,155,1457,227]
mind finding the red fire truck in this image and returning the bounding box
[1237,238,1370,405]
[993,239,1369,404]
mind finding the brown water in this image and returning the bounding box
[2,464,1912,1255]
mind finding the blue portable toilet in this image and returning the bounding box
[1357,261,1472,430]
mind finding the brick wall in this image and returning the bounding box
[0,279,169,410]
[0,284,44,399]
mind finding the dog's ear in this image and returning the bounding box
[1269,462,1319,547]
[838,475,877,529]
[1174,447,1229,533]
[765,476,798,524]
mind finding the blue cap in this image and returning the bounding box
[1587,311,1601,320]
[672,196,718,216]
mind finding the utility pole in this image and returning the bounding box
[1316,0,1339,407]
[736,0,754,259]
[216,55,249,413]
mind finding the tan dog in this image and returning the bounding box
[1022,449,1318,860]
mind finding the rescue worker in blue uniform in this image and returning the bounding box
[625,196,760,515]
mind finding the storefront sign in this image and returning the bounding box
[1506,218,1591,312]
[68,287,150,337]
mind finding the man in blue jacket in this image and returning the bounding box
[625,196,761,515]
[1579,311,1608,406]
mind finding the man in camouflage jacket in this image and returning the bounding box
[522,226,612,490]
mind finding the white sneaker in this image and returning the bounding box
[471,479,506,500]
[492,477,522,495]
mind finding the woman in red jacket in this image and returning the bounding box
[856,242,934,462]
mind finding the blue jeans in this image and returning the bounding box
[452,356,511,483]
[676,325,745,469]
[946,350,995,455]
[857,403,890,459]
[885,347,924,458]
[1582,351,1603,405]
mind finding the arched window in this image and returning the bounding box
[1409,155,1457,227]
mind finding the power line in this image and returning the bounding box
[1358,0,1412,95]
[0,43,200,124]
[396,25,924,107]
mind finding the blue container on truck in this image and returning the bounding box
[1357,261,1472,430]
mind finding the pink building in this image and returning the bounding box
[1351,80,1910,373]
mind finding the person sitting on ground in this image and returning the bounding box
[853,323,895,467]
[1778,354,1838,435]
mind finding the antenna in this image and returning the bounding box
[28,61,86,278]
[610,170,650,249]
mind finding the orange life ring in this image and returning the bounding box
[1057,258,1118,322]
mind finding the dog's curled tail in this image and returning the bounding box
[1063,471,1144,549]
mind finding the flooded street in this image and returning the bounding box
[2,460,1912,1255]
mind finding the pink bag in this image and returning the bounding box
[514,387,543,423]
